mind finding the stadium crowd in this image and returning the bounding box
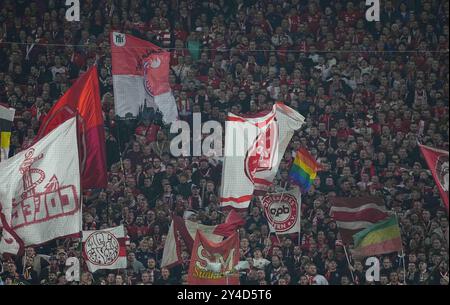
[0,0,449,285]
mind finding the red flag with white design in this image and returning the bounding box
[419,144,449,212]
[110,32,178,123]
[82,225,127,272]
[187,231,240,285]
[0,118,81,255]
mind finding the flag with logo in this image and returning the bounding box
[82,225,127,272]
[36,66,107,189]
[220,103,305,210]
[329,196,389,244]
[261,187,301,235]
[161,213,243,268]
[0,118,81,255]
[352,215,403,257]
[419,144,449,212]
[110,32,178,123]
[187,231,240,285]
[0,105,15,162]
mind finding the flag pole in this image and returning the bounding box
[342,245,356,283]
[394,211,407,284]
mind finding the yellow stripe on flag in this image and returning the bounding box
[0,131,11,149]
[358,225,401,248]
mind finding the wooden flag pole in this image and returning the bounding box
[342,245,356,283]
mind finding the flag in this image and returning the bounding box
[419,144,449,212]
[220,103,305,210]
[110,32,178,123]
[261,187,301,235]
[161,215,243,268]
[0,105,15,161]
[352,215,403,257]
[36,66,107,189]
[187,231,240,285]
[0,118,81,255]
[329,196,389,244]
[82,225,127,272]
[289,148,321,192]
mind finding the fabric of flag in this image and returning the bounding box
[161,213,244,268]
[352,215,403,257]
[82,225,127,272]
[0,105,15,162]
[220,103,304,210]
[419,144,449,212]
[187,231,240,285]
[110,32,178,123]
[36,66,107,189]
[0,118,81,255]
[261,187,301,235]
[329,196,389,244]
[289,148,321,192]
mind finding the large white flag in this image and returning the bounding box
[110,32,178,124]
[82,225,127,272]
[0,117,81,255]
[220,103,305,210]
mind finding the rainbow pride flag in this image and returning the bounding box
[352,215,403,257]
[289,148,321,192]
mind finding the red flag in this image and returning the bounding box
[187,231,240,285]
[419,144,449,212]
[37,66,107,189]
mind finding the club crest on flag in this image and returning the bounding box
[143,55,162,97]
[112,32,126,47]
[262,193,298,233]
[244,120,278,184]
[84,231,121,267]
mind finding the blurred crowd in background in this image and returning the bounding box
[0,0,449,285]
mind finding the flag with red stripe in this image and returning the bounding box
[220,103,304,210]
[82,225,127,272]
[329,196,389,244]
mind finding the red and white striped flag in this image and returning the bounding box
[329,196,389,244]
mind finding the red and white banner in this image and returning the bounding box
[261,187,301,235]
[220,103,304,210]
[419,144,449,212]
[187,231,240,285]
[329,196,388,244]
[0,118,81,255]
[82,225,127,272]
[110,32,178,123]
[161,211,243,268]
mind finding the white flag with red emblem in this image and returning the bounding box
[220,103,305,210]
[419,144,449,212]
[0,118,81,255]
[82,225,127,272]
[110,32,178,123]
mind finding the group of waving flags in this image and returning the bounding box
[0,31,448,281]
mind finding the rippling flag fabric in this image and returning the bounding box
[289,148,321,192]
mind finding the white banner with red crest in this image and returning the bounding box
[0,118,81,255]
[220,103,304,210]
